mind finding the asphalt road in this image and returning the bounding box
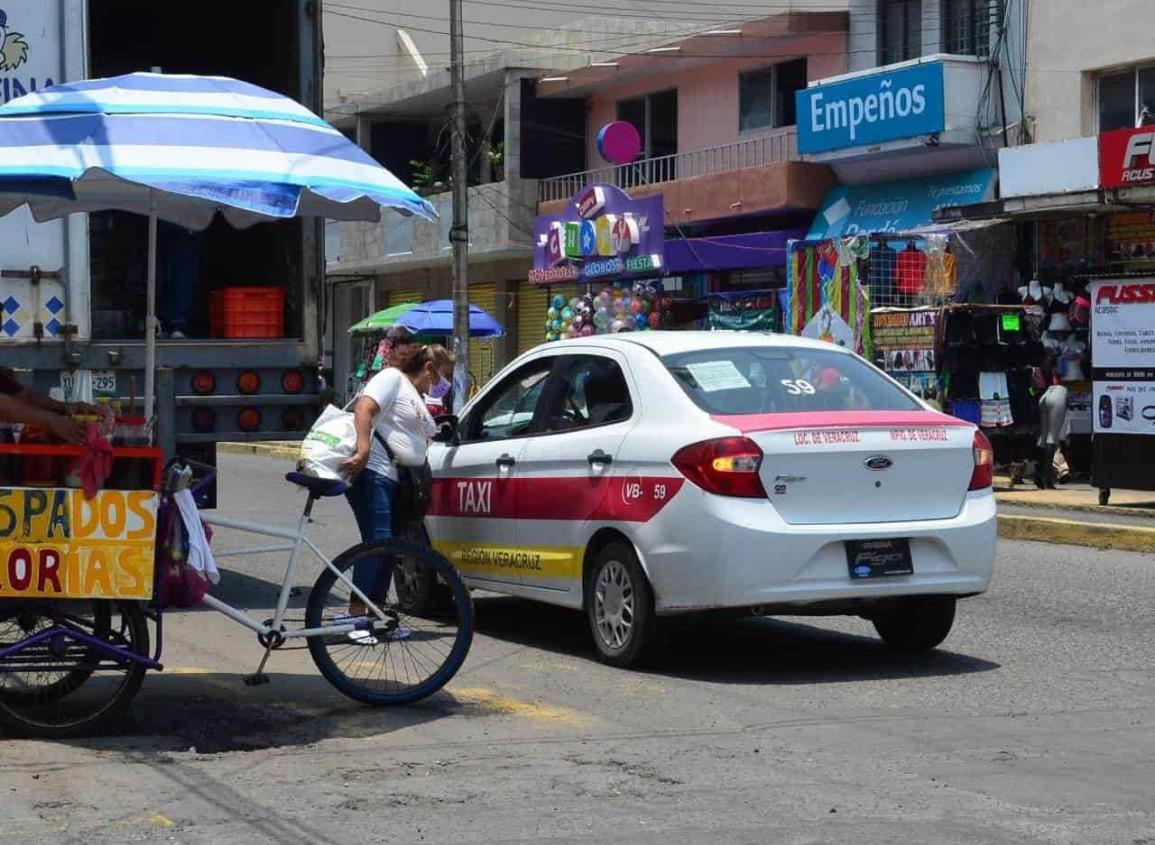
[2,453,1154,845]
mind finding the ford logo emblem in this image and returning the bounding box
[864,456,893,471]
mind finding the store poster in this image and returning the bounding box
[708,290,779,332]
[872,308,938,398]
[1090,279,1155,435]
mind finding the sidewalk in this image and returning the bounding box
[993,478,1155,553]
[217,442,1155,553]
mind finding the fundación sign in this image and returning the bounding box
[796,61,946,155]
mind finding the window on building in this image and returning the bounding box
[942,0,998,57]
[1098,66,1155,132]
[739,58,808,132]
[617,90,678,160]
[878,0,922,66]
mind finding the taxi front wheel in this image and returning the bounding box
[587,542,661,667]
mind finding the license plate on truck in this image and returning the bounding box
[61,370,117,398]
[846,539,913,579]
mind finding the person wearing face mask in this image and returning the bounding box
[340,343,455,636]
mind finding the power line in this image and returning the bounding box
[324,5,878,61]
[326,0,785,26]
[324,8,801,58]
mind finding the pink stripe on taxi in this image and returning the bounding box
[710,410,971,434]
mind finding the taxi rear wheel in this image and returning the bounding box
[586,542,659,667]
[872,596,956,653]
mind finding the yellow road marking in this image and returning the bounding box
[452,686,592,727]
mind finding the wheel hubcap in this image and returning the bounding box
[594,560,635,651]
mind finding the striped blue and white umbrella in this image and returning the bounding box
[0,72,436,421]
[0,72,435,228]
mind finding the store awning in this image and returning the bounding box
[807,169,997,240]
[664,229,807,273]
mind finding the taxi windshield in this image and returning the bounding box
[662,346,920,415]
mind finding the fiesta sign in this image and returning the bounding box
[532,183,664,284]
[796,61,946,155]
[0,488,157,599]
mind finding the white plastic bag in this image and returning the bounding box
[298,404,357,481]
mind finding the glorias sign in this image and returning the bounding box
[531,183,664,285]
[796,61,946,155]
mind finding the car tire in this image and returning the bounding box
[394,521,453,617]
[586,542,661,667]
[872,596,956,653]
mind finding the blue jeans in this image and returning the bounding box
[158,221,202,334]
[344,469,398,601]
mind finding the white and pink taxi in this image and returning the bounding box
[425,332,996,666]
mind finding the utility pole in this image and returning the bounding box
[449,0,470,413]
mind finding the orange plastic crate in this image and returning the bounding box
[210,286,285,339]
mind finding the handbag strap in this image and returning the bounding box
[372,429,398,465]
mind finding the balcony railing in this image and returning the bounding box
[538,128,798,203]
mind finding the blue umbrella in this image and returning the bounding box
[396,300,505,338]
[0,72,436,420]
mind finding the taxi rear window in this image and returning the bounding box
[662,347,919,415]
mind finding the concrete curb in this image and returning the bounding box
[998,514,1155,554]
[218,442,300,460]
[994,494,1155,521]
[218,444,1155,553]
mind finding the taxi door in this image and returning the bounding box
[426,356,554,590]
[514,350,638,602]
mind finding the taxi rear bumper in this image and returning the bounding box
[624,486,997,614]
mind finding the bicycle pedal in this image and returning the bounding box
[243,672,271,687]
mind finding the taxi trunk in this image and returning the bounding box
[751,423,976,526]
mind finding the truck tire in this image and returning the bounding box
[586,542,661,668]
[872,596,956,653]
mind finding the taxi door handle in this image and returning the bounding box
[495,453,516,469]
[587,450,613,466]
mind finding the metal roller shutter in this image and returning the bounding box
[467,283,499,391]
[517,282,550,356]
[387,289,424,307]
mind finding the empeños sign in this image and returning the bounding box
[796,61,946,155]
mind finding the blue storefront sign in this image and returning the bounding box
[796,62,946,155]
[806,169,997,240]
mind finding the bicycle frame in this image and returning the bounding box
[200,510,391,641]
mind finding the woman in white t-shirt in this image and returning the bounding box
[341,344,454,629]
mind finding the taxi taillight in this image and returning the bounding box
[969,430,994,490]
[672,437,766,499]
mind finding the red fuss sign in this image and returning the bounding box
[1100,127,1155,189]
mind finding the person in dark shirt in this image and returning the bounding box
[0,367,87,443]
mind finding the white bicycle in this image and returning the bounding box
[198,465,474,705]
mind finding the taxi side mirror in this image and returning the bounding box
[432,414,459,444]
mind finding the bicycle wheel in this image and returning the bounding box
[306,538,473,706]
[0,601,150,739]
[0,601,111,705]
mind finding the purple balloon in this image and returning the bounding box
[597,121,642,165]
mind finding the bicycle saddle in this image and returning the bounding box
[285,472,349,498]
